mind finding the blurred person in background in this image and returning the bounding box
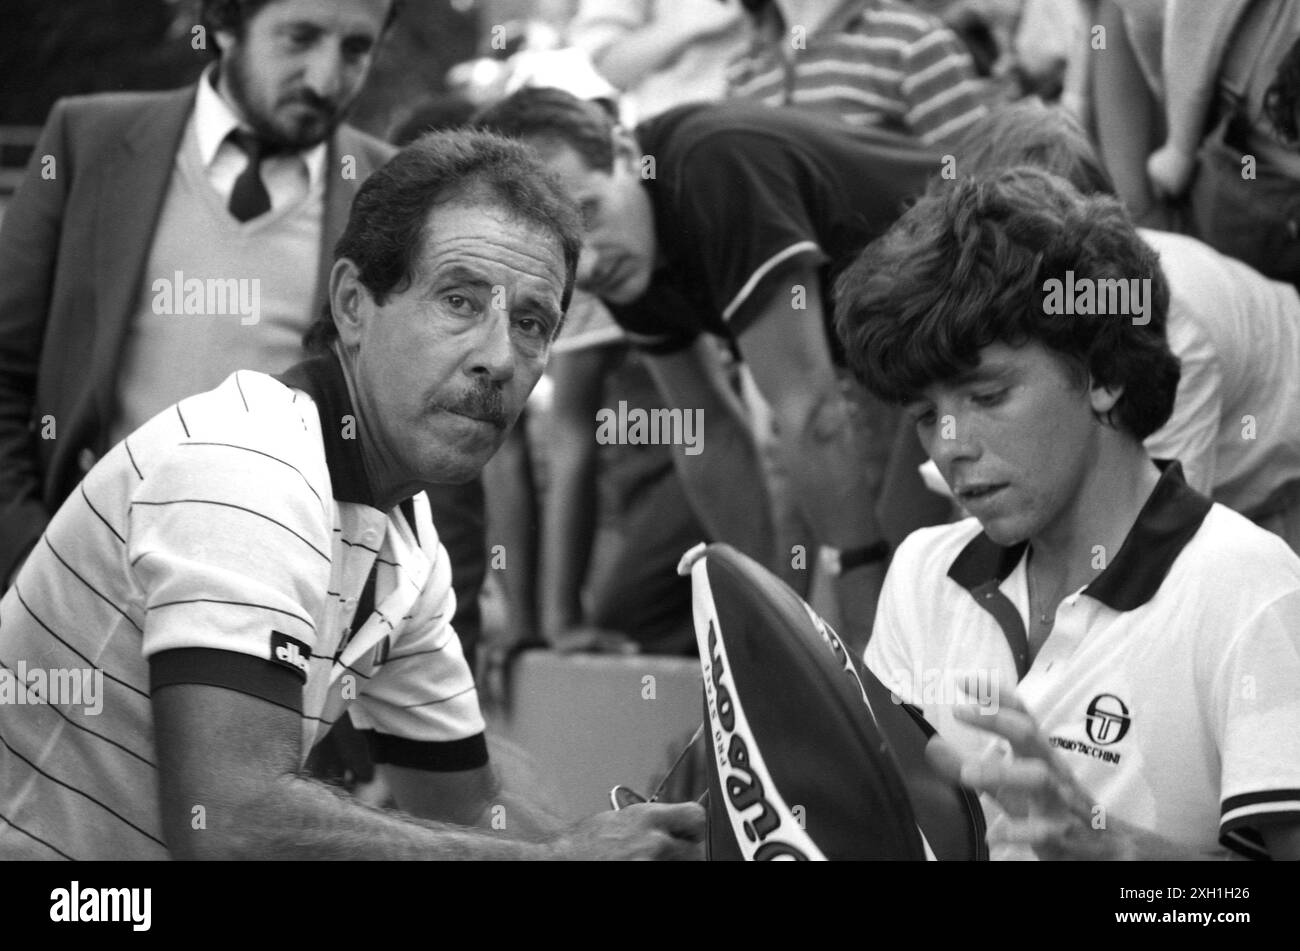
[1145,0,1300,290]
[568,0,749,126]
[1085,0,1168,225]
[726,0,990,147]
[0,0,398,587]
[537,9,745,655]
[455,35,723,658]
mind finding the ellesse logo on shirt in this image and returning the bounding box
[270,631,311,681]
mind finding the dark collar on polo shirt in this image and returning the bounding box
[949,460,1213,608]
[946,461,1212,678]
[276,352,377,507]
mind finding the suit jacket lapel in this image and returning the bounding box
[92,86,195,431]
[315,127,395,325]
[315,128,360,326]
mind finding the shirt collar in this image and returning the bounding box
[947,460,1213,612]
[193,63,327,188]
[275,350,377,507]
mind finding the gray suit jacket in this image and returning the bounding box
[0,85,395,578]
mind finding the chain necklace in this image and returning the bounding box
[1026,551,1061,631]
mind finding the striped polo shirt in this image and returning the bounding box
[727,0,988,146]
[867,462,1300,859]
[0,353,486,860]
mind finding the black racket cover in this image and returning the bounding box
[685,543,986,861]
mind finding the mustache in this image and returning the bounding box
[440,384,509,429]
[283,89,339,119]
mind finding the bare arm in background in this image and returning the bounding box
[1090,0,1163,220]
[540,343,635,649]
[569,0,740,92]
[482,423,540,648]
[644,336,775,570]
[1147,0,1253,198]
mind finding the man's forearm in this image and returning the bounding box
[482,429,540,642]
[673,405,774,567]
[541,452,598,636]
[185,772,549,860]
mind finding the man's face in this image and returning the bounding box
[907,341,1116,546]
[538,141,658,305]
[344,200,567,485]
[217,0,390,148]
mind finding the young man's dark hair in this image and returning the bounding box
[473,85,617,173]
[200,0,403,53]
[834,166,1177,440]
[305,129,583,351]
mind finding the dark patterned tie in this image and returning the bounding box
[227,129,275,222]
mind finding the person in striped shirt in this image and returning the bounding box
[0,130,703,860]
[727,0,990,147]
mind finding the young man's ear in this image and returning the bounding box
[329,258,373,351]
[1089,379,1124,422]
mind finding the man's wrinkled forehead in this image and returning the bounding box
[417,198,566,290]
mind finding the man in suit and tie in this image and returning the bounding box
[0,0,398,584]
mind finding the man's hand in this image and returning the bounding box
[547,802,705,861]
[925,686,1140,860]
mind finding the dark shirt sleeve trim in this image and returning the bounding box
[1219,789,1300,859]
[362,730,489,772]
[149,647,303,713]
[724,244,831,338]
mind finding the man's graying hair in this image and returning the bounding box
[305,129,583,352]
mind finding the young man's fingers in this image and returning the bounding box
[959,755,1055,796]
[953,702,1058,764]
[987,813,1076,847]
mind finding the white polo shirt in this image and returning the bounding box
[0,355,485,860]
[866,463,1300,859]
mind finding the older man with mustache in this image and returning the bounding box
[0,130,704,861]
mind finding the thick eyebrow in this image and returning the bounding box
[949,363,1014,387]
[427,265,494,293]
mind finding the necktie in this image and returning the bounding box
[227,129,275,222]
